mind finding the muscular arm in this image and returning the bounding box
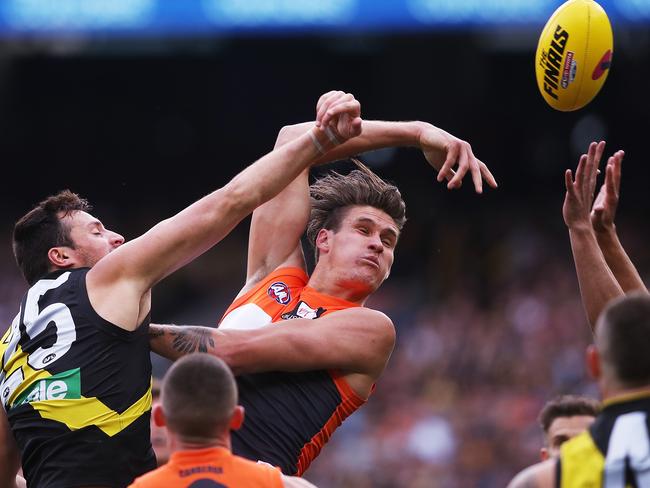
[0,407,20,488]
[87,94,361,331]
[591,155,647,295]
[245,119,496,292]
[569,226,624,330]
[149,307,395,379]
[564,143,625,330]
[282,474,318,488]
[595,228,647,294]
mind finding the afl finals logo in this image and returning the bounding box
[268,282,291,305]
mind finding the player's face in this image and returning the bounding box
[62,210,125,268]
[322,205,399,294]
[542,415,595,460]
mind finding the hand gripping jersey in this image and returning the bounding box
[0,269,155,488]
[559,393,650,487]
[128,446,283,488]
[220,267,369,475]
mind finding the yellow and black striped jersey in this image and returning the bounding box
[0,268,155,488]
[559,392,650,488]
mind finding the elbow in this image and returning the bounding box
[275,124,306,148]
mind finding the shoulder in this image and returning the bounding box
[127,465,173,487]
[507,459,556,488]
[332,307,395,340]
[230,456,283,484]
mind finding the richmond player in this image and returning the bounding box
[0,90,363,487]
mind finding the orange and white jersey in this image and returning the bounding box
[220,267,368,476]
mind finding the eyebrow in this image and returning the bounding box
[86,220,103,229]
[355,217,399,239]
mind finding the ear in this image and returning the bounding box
[229,405,245,431]
[586,344,601,380]
[47,247,74,269]
[315,229,331,256]
[540,448,549,461]
[152,403,166,427]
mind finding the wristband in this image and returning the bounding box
[310,126,341,154]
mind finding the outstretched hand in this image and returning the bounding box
[315,90,362,142]
[563,141,606,230]
[591,149,624,233]
[419,125,497,194]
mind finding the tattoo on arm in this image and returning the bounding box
[170,327,216,354]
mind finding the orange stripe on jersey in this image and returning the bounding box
[295,371,371,476]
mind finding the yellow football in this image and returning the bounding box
[535,0,613,111]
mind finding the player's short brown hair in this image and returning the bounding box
[13,190,91,285]
[161,354,237,439]
[538,395,600,434]
[597,293,650,388]
[306,159,406,261]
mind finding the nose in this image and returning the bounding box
[368,233,384,252]
[110,231,125,248]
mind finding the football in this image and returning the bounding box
[535,0,613,111]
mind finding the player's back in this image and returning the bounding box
[129,446,283,488]
[0,268,155,488]
[559,393,650,487]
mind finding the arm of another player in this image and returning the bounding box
[0,407,20,488]
[506,459,556,488]
[150,307,395,379]
[563,141,624,330]
[591,151,648,294]
[245,112,497,292]
[87,93,361,331]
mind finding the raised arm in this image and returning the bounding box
[244,111,497,291]
[563,142,624,330]
[149,308,395,393]
[591,151,647,294]
[87,92,362,331]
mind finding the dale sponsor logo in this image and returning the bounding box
[13,368,81,407]
[267,282,291,305]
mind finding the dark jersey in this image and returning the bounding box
[0,268,155,488]
[559,393,650,487]
[220,267,368,476]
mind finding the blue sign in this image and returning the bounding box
[0,0,647,37]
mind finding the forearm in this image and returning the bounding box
[277,120,425,164]
[569,226,624,329]
[595,227,647,293]
[149,323,309,375]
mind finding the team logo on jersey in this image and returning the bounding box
[281,301,325,320]
[268,282,291,305]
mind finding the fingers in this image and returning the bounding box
[479,160,498,188]
[611,150,624,194]
[447,145,469,190]
[316,91,344,125]
[437,142,459,183]
[319,92,356,128]
[565,168,575,194]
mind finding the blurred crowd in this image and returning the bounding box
[1,193,647,488]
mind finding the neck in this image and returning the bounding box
[169,432,231,453]
[308,265,371,305]
[601,382,650,404]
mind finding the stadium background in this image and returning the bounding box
[0,1,649,486]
